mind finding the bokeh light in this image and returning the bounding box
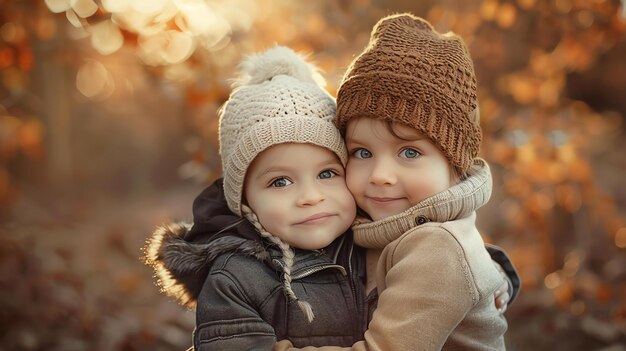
[2,1,625,350]
[76,59,115,100]
[91,20,124,55]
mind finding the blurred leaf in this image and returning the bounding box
[1,0,625,349]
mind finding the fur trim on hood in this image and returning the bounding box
[142,179,270,309]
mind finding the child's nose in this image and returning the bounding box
[296,183,325,206]
[369,159,397,186]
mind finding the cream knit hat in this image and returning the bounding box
[219,46,346,216]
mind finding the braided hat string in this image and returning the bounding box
[241,204,315,323]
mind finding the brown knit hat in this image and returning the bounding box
[336,13,481,173]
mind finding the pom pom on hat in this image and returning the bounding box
[234,46,324,87]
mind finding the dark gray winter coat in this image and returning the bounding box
[144,179,367,350]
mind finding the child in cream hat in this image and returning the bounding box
[144,46,364,350]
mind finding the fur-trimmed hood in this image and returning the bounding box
[143,178,270,309]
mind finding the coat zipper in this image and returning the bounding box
[347,243,365,337]
[291,264,346,280]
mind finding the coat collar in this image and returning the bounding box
[352,158,492,249]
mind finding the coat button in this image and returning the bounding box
[415,215,430,225]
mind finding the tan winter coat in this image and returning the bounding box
[278,159,507,351]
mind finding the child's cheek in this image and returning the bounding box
[346,168,367,209]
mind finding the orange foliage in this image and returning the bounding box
[1,0,625,349]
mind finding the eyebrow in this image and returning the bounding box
[317,157,343,168]
[347,133,425,145]
[388,124,427,141]
[255,167,290,180]
[345,137,366,146]
[390,132,425,142]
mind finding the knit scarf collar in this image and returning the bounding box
[352,158,493,249]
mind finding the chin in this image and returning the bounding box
[369,210,402,222]
[363,209,384,221]
[294,236,338,250]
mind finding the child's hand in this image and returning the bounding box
[494,281,510,313]
[274,340,294,351]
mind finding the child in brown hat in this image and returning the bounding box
[276,13,518,351]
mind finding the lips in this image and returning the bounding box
[366,196,404,204]
[295,213,335,225]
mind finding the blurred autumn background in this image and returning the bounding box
[1,0,625,350]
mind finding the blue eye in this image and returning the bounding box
[352,148,372,159]
[270,177,292,188]
[400,148,420,159]
[319,169,338,179]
